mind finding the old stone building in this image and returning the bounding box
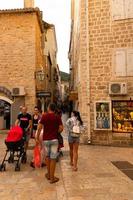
[43,23,61,109]
[69,0,133,146]
[0,0,60,129]
[60,71,70,102]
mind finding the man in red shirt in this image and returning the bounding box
[36,103,63,184]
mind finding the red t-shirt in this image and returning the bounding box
[40,112,62,140]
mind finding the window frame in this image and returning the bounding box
[113,48,133,77]
[110,0,133,20]
[112,100,133,133]
[94,101,112,131]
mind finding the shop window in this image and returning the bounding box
[112,100,133,133]
[0,100,4,116]
[94,101,112,130]
[0,100,10,129]
[111,0,133,20]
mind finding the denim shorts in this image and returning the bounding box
[68,135,80,144]
[25,134,31,142]
[43,139,58,159]
[23,133,31,142]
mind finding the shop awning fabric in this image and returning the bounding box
[69,91,78,101]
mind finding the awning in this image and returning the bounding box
[36,91,51,97]
[69,91,78,101]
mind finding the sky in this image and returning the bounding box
[0,0,71,73]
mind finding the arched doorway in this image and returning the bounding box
[0,96,13,130]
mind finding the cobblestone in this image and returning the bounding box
[0,133,133,200]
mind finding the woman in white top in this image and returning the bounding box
[66,111,83,171]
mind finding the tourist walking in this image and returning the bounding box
[66,111,83,171]
[15,106,32,160]
[55,107,64,159]
[30,106,46,168]
[31,106,41,139]
[36,103,63,183]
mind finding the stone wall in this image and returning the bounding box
[70,0,133,145]
[0,12,42,112]
[88,0,133,145]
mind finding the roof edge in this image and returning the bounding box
[0,7,44,33]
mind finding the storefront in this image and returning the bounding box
[0,100,11,129]
[93,99,133,146]
[0,87,14,130]
[94,100,133,133]
[69,91,78,110]
[112,100,133,133]
[94,101,112,130]
[36,91,51,112]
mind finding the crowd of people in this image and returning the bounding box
[13,103,83,184]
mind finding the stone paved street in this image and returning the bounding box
[0,133,133,200]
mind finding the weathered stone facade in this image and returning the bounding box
[43,24,60,108]
[69,0,133,146]
[0,8,44,126]
[60,71,69,102]
[0,2,60,129]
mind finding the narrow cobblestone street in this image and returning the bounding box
[0,132,133,200]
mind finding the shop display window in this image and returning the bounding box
[112,100,133,133]
[94,101,112,130]
[0,100,5,116]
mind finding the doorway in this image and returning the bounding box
[0,100,11,129]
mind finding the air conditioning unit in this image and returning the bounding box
[12,87,26,96]
[109,82,127,95]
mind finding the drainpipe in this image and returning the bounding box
[85,0,91,143]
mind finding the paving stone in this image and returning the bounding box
[0,133,133,199]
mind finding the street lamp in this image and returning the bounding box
[35,70,45,81]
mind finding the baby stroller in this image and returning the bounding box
[0,126,26,172]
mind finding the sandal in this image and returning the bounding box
[41,163,46,167]
[50,177,59,184]
[45,173,50,180]
[30,161,35,168]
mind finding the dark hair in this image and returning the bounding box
[34,106,39,110]
[72,110,83,125]
[48,103,56,112]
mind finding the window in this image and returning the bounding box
[112,100,133,133]
[113,49,133,77]
[125,0,133,19]
[94,101,112,130]
[111,0,133,20]
[127,49,133,76]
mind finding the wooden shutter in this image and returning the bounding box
[125,0,133,19]
[114,50,126,76]
[127,49,133,76]
[111,0,125,20]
